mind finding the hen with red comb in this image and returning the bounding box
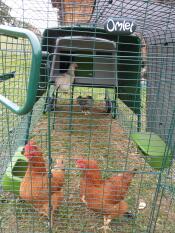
[75,158,137,232]
[20,140,65,227]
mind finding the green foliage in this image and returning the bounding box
[0,0,13,24]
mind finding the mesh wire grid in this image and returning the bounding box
[0,0,175,233]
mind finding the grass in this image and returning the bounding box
[0,91,175,233]
[0,35,32,177]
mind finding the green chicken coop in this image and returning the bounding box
[0,0,175,232]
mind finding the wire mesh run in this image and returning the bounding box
[0,0,175,233]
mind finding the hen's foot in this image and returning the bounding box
[99,218,112,233]
[99,225,112,233]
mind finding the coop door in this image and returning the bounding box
[50,36,117,87]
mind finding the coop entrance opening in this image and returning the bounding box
[50,36,116,87]
[48,34,141,90]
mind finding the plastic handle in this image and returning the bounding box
[0,25,41,115]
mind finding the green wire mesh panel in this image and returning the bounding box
[0,26,41,195]
[0,36,31,106]
[146,29,175,159]
[0,26,41,114]
[0,0,175,233]
[0,33,31,164]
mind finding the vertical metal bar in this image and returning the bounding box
[52,89,58,130]
[110,36,118,119]
[46,44,53,233]
[137,114,141,132]
[47,91,53,233]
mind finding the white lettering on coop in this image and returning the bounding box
[104,18,136,35]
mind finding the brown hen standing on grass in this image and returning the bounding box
[54,63,78,93]
[75,158,137,232]
[20,140,65,227]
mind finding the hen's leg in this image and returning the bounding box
[37,203,53,228]
[99,217,112,233]
[50,213,53,228]
[99,201,128,232]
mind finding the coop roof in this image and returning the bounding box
[51,0,175,42]
[91,0,175,31]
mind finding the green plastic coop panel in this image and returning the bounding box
[117,36,141,115]
[131,132,173,170]
[41,26,141,115]
[2,147,27,195]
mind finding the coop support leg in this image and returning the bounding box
[111,100,117,119]
[114,87,118,117]
[43,81,51,114]
[137,114,141,132]
[112,87,118,119]
[71,85,74,100]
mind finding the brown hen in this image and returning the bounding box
[20,140,65,226]
[75,158,137,232]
